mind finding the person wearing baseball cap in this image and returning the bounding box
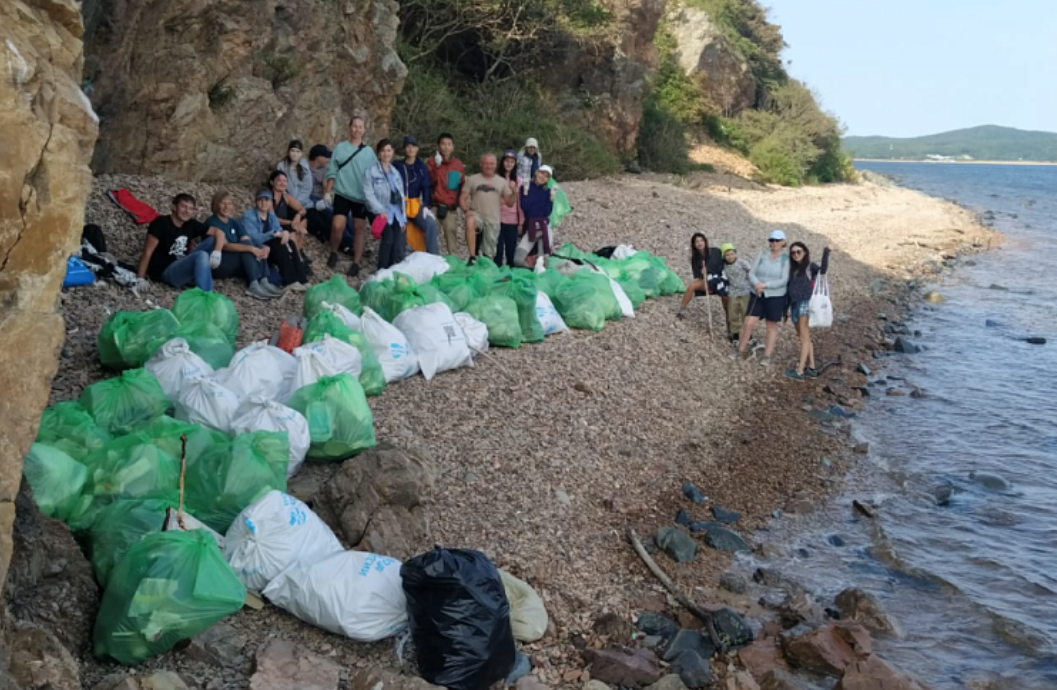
[517,137,542,191]
[392,135,439,254]
[240,188,309,291]
[731,229,790,366]
[721,242,753,343]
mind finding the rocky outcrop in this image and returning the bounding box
[0,0,98,600]
[81,0,407,186]
[667,1,756,116]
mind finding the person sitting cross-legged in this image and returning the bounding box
[137,193,225,291]
[205,190,283,300]
[240,190,309,291]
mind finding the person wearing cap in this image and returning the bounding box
[517,137,542,191]
[721,243,753,343]
[137,193,226,292]
[495,149,522,267]
[363,138,407,270]
[676,233,727,323]
[324,115,378,277]
[427,132,465,255]
[733,229,790,366]
[307,144,332,202]
[241,189,309,291]
[393,135,440,254]
[519,165,555,259]
[205,190,282,300]
[461,153,515,262]
[276,140,313,207]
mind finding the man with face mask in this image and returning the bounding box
[324,116,378,277]
[460,153,514,263]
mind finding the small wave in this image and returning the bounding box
[989,611,1054,659]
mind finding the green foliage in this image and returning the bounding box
[843,125,1057,162]
[391,65,620,180]
[264,53,298,88]
[638,99,693,174]
[687,0,787,102]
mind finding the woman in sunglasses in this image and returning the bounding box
[785,241,830,380]
[732,229,790,366]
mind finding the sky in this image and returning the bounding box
[764,0,1057,138]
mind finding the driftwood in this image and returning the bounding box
[626,527,726,653]
[176,433,188,530]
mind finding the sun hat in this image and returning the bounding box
[768,229,786,241]
[539,165,554,176]
[308,144,331,159]
[288,140,303,151]
[256,190,273,200]
[525,137,539,149]
[721,242,736,254]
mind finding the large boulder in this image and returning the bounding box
[834,588,896,634]
[836,656,931,690]
[0,0,97,605]
[315,441,435,560]
[81,0,407,185]
[666,1,756,115]
[780,622,872,677]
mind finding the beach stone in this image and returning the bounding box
[689,522,751,552]
[7,620,81,690]
[645,674,689,690]
[655,527,697,563]
[827,405,856,419]
[1024,336,1046,345]
[184,622,245,666]
[826,534,846,547]
[584,682,612,690]
[711,506,741,524]
[672,651,712,689]
[347,668,443,690]
[785,499,815,516]
[834,588,895,633]
[712,608,753,648]
[719,572,748,594]
[675,508,692,526]
[856,363,871,376]
[586,647,661,688]
[757,669,807,690]
[923,291,945,303]
[636,612,679,641]
[886,388,906,396]
[682,481,707,505]
[969,471,1010,492]
[727,671,761,690]
[661,629,715,663]
[780,622,872,676]
[933,485,953,507]
[836,655,930,690]
[738,638,788,679]
[139,672,190,690]
[893,337,921,354]
[852,500,877,518]
[777,591,826,630]
[594,612,633,640]
[249,639,340,690]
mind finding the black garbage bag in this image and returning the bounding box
[401,548,516,690]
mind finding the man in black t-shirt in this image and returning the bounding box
[137,193,227,290]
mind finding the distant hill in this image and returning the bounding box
[843,125,1057,162]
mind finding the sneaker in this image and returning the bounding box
[262,281,284,297]
[246,282,272,300]
[805,367,820,379]
[728,350,741,360]
[784,368,805,380]
[327,252,339,269]
[466,256,477,267]
[347,262,361,277]
[676,308,687,320]
[759,357,772,368]
[285,282,308,292]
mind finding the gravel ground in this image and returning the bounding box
[65,174,995,689]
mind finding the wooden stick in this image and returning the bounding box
[177,433,188,530]
[627,526,726,654]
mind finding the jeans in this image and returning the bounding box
[408,205,440,254]
[160,237,213,290]
[377,220,406,269]
[214,246,264,285]
[495,223,518,267]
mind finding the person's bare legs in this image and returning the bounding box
[764,320,779,358]
[464,212,477,258]
[352,217,366,265]
[329,213,347,254]
[737,315,760,354]
[679,279,707,309]
[796,317,812,374]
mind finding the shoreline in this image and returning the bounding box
[855,158,1057,166]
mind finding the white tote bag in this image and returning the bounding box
[808,275,833,329]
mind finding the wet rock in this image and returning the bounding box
[985,319,1003,328]
[780,622,872,676]
[636,612,679,641]
[690,522,752,552]
[672,651,712,689]
[893,337,921,354]
[710,506,741,524]
[645,675,688,690]
[853,386,870,398]
[853,442,870,454]
[738,639,789,681]
[776,591,826,630]
[505,651,532,685]
[656,527,697,563]
[712,608,753,649]
[661,629,715,663]
[923,291,945,303]
[909,388,927,399]
[989,283,1008,290]
[785,498,815,516]
[886,388,906,396]
[852,500,876,518]
[675,508,692,526]
[7,620,81,690]
[827,405,856,419]
[757,669,808,690]
[585,647,662,688]
[836,655,930,690]
[719,572,748,594]
[826,534,846,547]
[1024,336,1046,345]
[969,471,1010,492]
[807,409,835,424]
[834,588,895,634]
[249,639,341,690]
[682,481,707,505]
[856,363,871,376]
[933,485,953,507]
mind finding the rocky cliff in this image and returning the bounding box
[82,0,407,186]
[0,0,98,685]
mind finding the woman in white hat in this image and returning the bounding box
[517,137,542,191]
[732,229,790,366]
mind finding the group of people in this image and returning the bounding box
[677,229,831,380]
[135,116,557,298]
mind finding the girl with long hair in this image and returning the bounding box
[676,232,728,324]
[784,241,831,380]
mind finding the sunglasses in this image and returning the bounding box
[768,239,783,243]
[791,249,804,255]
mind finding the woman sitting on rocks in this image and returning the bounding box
[205,190,282,300]
[784,241,830,380]
[732,229,790,367]
[268,170,309,255]
[240,189,309,291]
[676,232,727,322]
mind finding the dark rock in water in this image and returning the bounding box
[910,388,928,399]
[933,485,953,507]
[826,534,846,547]
[853,442,870,454]
[914,329,922,337]
[989,283,1009,291]
[825,607,842,620]
[719,572,748,595]
[872,351,888,360]
[672,650,712,689]
[856,363,871,376]
[506,651,532,684]
[985,319,1003,328]
[655,527,697,563]
[682,481,707,505]
[852,500,877,518]
[712,608,754,649]
[690,522,752,552]
[1025,336,1047,345]
[828,405,857,419]
[795,548,811,559]
[637,612,679,641]
[893,337,921,354]
[711,506,741,524]
[969,471,1010,492]
[675,508,692,526]
[661,629,715,663]
[835,587,896,633]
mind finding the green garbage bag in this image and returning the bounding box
[545,179,572,227]
[169,321,234,370]
[184,431,288,533]
[617,278,646,309]
[618,255,662,298]
[647,255,684,295]
[23,443,91,523]
[87,497,175,587]
[129,415,229,462]
[171,288,239,344]
[534,269,566,298]
[467,295,522,348]
[359,276,396,321]
[304,275,362,320]
[555,243,590,261]
[288,374,376,461]
[79,369,170,434]
[575,271,622,321]
[469,256,500,278]
[554,278,607,331]
[98,309,181,370]
[377,272,455,321]
[93,530,246,665]
[432,271,486,312]
[302,312,386,396]
[490,277,544,343]
[35,401,111,461]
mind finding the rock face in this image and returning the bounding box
[0,0,98,622]
[81,0,407,185]
[315,442,435,560]
[666,1,756,115]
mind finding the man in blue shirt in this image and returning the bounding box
[393,136,441,254]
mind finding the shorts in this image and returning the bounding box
[747,294,786,323]
[727,294,749,334]
[790,299,811,322]
[693,275,728,297]
[333,194,369,220]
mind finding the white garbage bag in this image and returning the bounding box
[608,278,635,319]
[145,338,213,402]
[231,397,311,477]
[174,375,241,432]
[164,507,223,548]
[454,312,489,355]
[534,292,568,336]
[320,301,361,331]
[500,569,549,642]
[808,275,833,329]
[360,307,419,382]
[290,346,339,394]
[368,252,449,285]
[262,550,408,642]
[222,490,344,594]
[293,336,362,381]
[393,303,472,381]
[216,341,296,401]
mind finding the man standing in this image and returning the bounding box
[460,153,514,261]
[137,193,226,290]
[393,135,440,254]
[324,116,377,276]
[426,132,464,256]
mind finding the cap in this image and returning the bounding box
[403,135,419,147]
[768,229,786,241]
[721,243,736,254]
[538,165,553,176]
[256,189,273,201]
[288,139,303,151]
[525,137,539,148]
[308,144,331,159]
[502,148,517,159]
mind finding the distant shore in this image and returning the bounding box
[855,158,1057,166]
